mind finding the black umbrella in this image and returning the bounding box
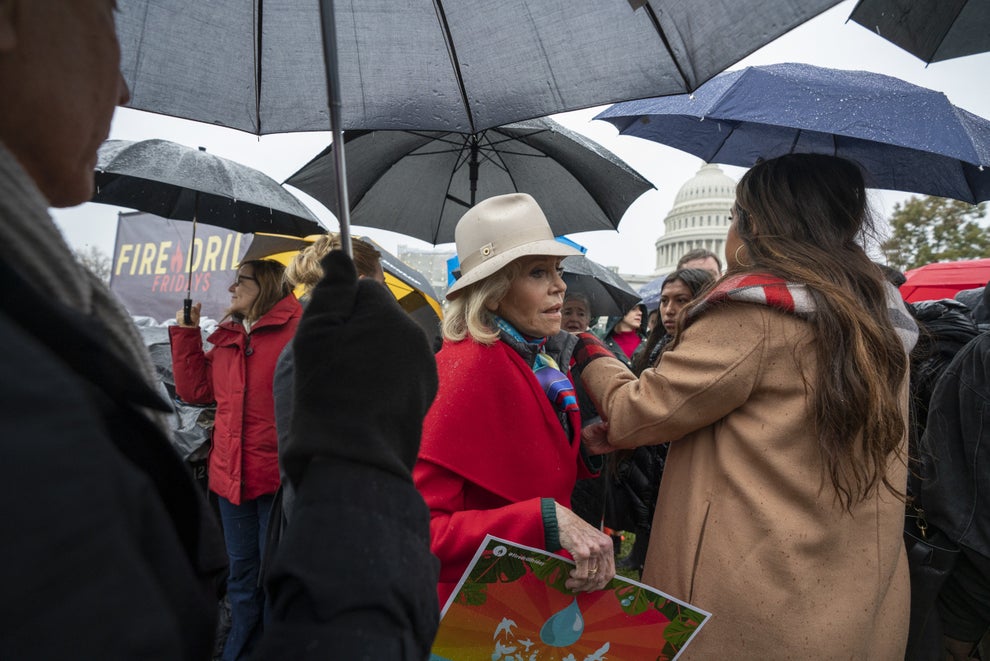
[561,255,642,319]
[114,0,842,254]
[849,0,990,64]
[285,118,653,245]
[93,138,324,322]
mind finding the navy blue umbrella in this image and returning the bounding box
[595,63,990,203]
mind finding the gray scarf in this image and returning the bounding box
[0,141,167,431]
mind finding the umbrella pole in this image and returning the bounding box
[318,0,353,258]
[469,136,479,206]
[183,190,199,325]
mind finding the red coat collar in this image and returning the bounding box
[419,339,582,504]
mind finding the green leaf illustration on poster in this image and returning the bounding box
[453,580,488,607]
[614,583,658,616]
[663,612,704,649]
[469,550,527,585]
[529,556,573,595]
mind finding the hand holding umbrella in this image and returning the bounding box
[176,301,202,328]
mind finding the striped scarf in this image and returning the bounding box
[495,316,580,415]
[686,273,919,352]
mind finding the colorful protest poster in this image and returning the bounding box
[431,535,710,661]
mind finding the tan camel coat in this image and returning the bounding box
[582,302,909,660]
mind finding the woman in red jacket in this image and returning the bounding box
[414,193,616,605]
[170,259,301,661]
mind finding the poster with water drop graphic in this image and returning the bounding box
[430,535,711,661]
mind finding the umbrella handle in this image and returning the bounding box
[183,298,193,326]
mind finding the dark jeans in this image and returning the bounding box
[217,494,274,661]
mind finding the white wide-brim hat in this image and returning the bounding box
[445,193,581,300]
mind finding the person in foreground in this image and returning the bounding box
[415,193,616,605]
[574,154,918,659]
[257,250,441,659]
[0,1,227,658]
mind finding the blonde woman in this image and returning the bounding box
[414,193,616,604]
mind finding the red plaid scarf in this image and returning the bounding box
[686,273,918,351]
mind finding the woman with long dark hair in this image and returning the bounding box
[633,267,716,375]
[574,154,918,658]
[170,259,301,660]
[609,267,716,577]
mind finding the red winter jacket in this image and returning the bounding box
[414,338,594,605]
[170,295,302,504]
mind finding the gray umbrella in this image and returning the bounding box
[114,0,841,254]
[561,255,642,319]
[284,118,653,245]
[849,0,990,64]
[115,0,842,136]
[93,138,324,321]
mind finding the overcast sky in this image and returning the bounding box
[53,0,990,276]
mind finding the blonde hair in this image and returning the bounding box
[442,260,524,344]
[284,234,382,296]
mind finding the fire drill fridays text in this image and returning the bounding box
[113,234,245,293]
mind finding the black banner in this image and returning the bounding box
[110,212,248,323]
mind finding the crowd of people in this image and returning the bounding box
[3,2,990,660]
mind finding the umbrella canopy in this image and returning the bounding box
[241,233,443,345]
[284,118,654,245]
[561,255,641,318]
[93,139,324,236]
[114,0,841,136]
[595,63,990,204]
[849,0,990,64]
[900,258,990,303]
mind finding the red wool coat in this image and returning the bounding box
[170,295,301,505]
[414,338,593,605]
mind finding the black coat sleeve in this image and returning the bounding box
[255,459,440,660]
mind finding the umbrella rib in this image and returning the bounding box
[432,1,476,133]
[483,132,521,191]
[254,0,264,134]
[641,1,693,91]
[433,135,474,244]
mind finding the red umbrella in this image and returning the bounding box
[900,258,990,303]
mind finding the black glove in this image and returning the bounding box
[283,251,439,487]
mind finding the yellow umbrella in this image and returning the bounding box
[242,233,443,345]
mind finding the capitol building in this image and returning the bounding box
[652,163,736,276]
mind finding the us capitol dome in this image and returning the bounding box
[653,164,736,275]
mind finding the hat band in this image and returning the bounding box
[459,225,555,275]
